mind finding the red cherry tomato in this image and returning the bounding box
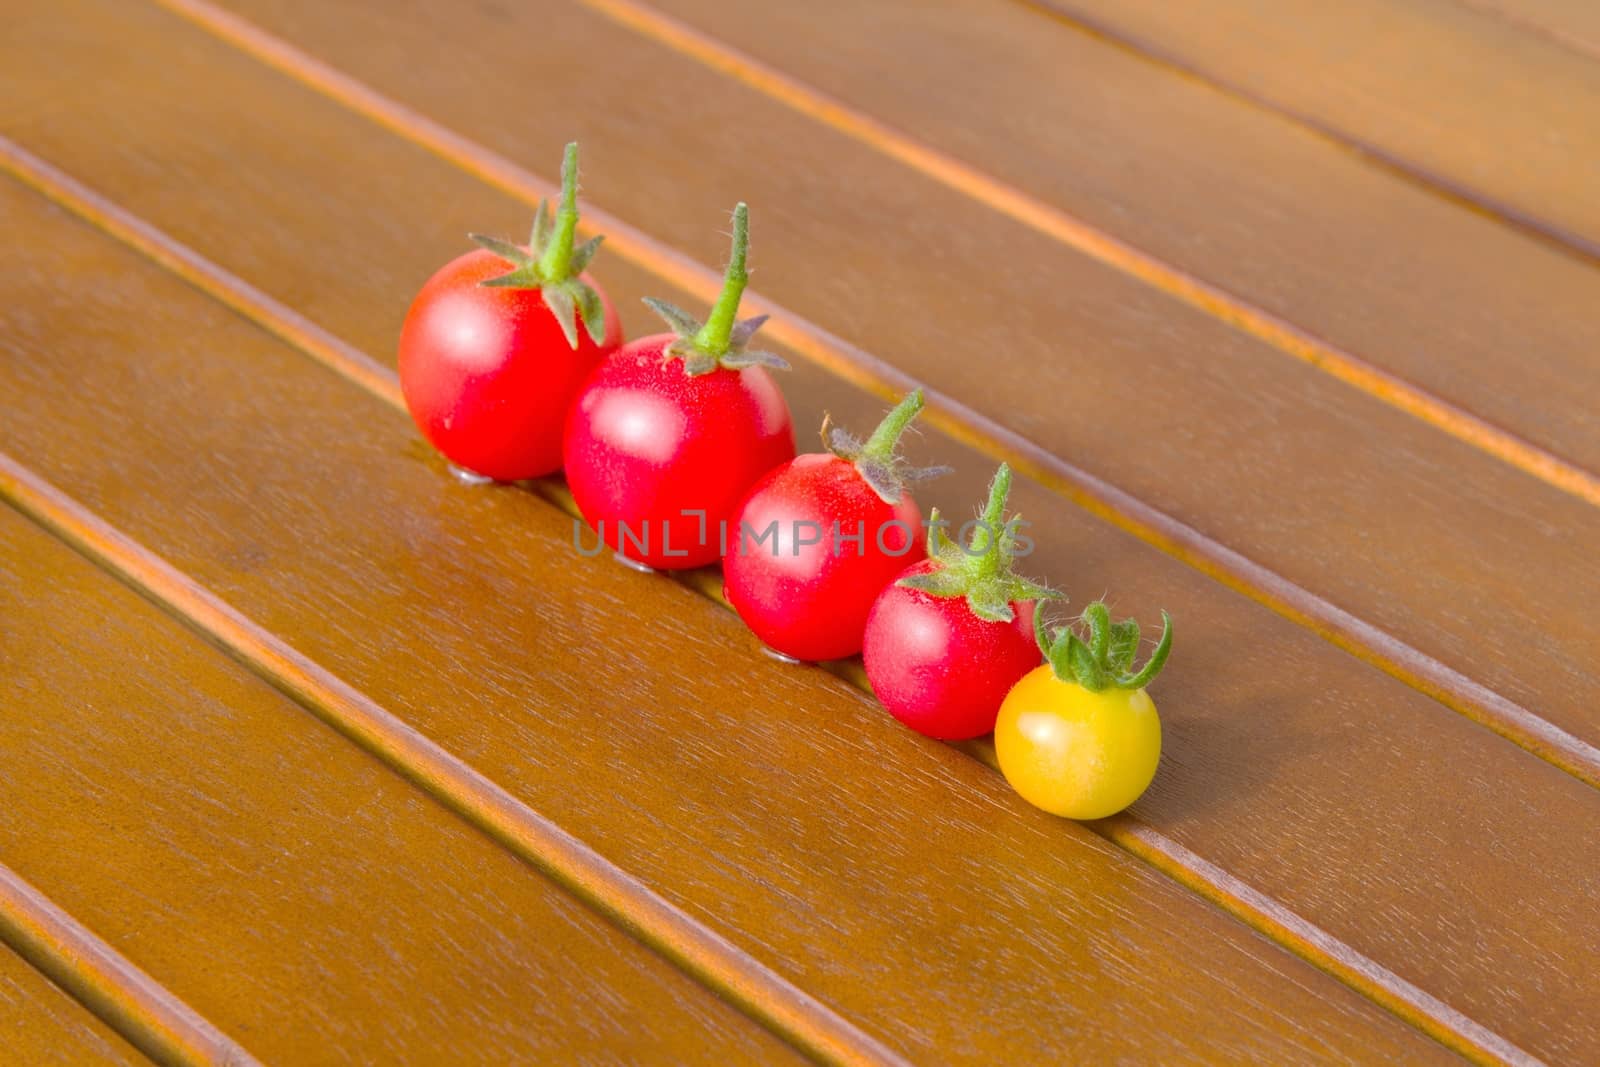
[864,559,1042,739]
[564,203,795,570]
[724,390,945,662]
[399,252,619,480]
[565,343,793,569]
[862,465,1059,740]
[399,143,621,482]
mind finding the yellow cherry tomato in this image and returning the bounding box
[995,664,1161,820]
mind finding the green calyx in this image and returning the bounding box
[642,202,789,376]
[1035,601,1172,693]
[468,141,608,349]
[898,463,1061,622]
[822,389,951,504]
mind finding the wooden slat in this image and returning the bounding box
[0,504,805,1064]
[3,5,1597,1060]
[0,859,257,1066]
[1022,0,1600,258]
[128,0,1600,768]
[0,457,897,1067]
[0,946,148,1066]
[0,164,1452,1063]
[635,0,1600,491]
[0,31,1592,1067]
[1460,0,1600,58]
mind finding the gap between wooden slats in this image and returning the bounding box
[578,0,1600,508]
[0,453,907,1067]
[0,859,260,1067]
[0,138,1537,1067]
[1015,0,1600,265]
[46,3,1600,792]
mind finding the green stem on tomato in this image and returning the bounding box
[692,202,749,358]
[823,388,948,505]
[536,142,583,282]
[1120,614,1173,690]
[970,463,1012,581]
[1086,602,1111,664]
[860,389,927,462]
[899,462,1059,622]
[1036,601,1174,692]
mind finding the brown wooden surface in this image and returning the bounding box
[0,945,148,1066]
[0,159,1449,1062]
[643,0,1600,484]
[2,3,1597,1061]
[2,0,1596,1062]
[1461,0,1600,57]
[0,503,802,1064]
[146,0,1600,773]
[1027,0,1600,260]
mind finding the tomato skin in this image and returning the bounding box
[995,666,1161,819]
[724,455,925,661]
[862,558,1043,739]
[563,334,796,570]
[398,249,622,481]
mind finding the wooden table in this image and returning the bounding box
[2,1,1596,1062]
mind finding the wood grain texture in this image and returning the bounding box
[1456,0,1600,58]
[0,137,1567,1067]
[126,1,1600,779]
[0,504,803,1064]
[0,415,902,1067]
[0,945,149,1067]
[3,4,1597,1059]
[0,135,1579,1067]
[1023,0,1600,259]
[632,0,1600,495]
[0,858,259,1067]
[126,1,1599,798]
[0,168,1453,1063]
